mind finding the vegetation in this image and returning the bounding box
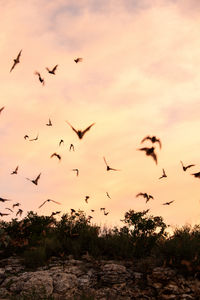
[0,209,200,273]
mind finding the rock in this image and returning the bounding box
[52,272,77,296]
[101,264,128,286]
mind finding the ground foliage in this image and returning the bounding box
[0,209,200,273]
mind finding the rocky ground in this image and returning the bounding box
[0,256,199,299]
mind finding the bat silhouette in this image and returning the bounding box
[0,212,9,217]
[29,134,39,141]
[141,135,162,149]
[16,209,23,217]
[26,173,41,185]
[104,211,109,216]
[180,161,195,172]
[46,64,58,75]
[51,211,61,217]
[10,50,22,72]
[0,197,11,202]
[72,169,79,176]
[59,139,64,146]
[74,58,83,63]
[39,199,61,208]
[11,166,19,175]
[191,172,200,178]
[136,193,154,203]
[69,144,75,151]
[46,118,52,126]
[163,200,174,205]
[66,121,95,139]
[103,157,120,171]
[159,169,167,179]
[13,203,20,208]
[24,135,29,140]
[71,208,76,214]
[50,153,61,161]
[100,208,105,211]
[85,196,89,203]
[91,209,95,212]
[106,192,111,199]
[34,71,45,85]
[138,147,157,164]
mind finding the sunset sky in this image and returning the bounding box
[1,0,200,230]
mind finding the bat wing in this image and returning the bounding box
[66,121,78,135]
[156,139,162,149]
[151,152,157,164]
[52,64,58,72]
[38,201,46,208]
[10,62,16,72]
[35,173,41,182]
[82,123,95,137]
[0,107,5,114]
[136,193,144,197]
[51,200,61,205]
[16,50,22,60]
[141,136,150,143]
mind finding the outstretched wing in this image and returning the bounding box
[82,123,95,137]
[16,50,22,61]
[0,107,5,114]
[66,121,78,135]
[141,136,151,143]
[51,199,61,205]
[38,200,47,208]
[136,193,144,197]
[156,138,162,149]
[185,164,195,170]
[35,173,41,183]
[10,61,17,73]
[52,64,58,72]
[151,152,157,164]
[103,157,108,166]
[138,147,148,152]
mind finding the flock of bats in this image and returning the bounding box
[0,50,199,221]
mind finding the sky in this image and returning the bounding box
[1,0,200,230]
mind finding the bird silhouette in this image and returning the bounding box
[5,208,13,213]
[50,153,61,161]
[46,118,52,126]
[10,50,22,72]
[180,161,195,172]
[0,212,9,217]
[39,199,61,208]
[191,172,200,178]
[163,200,174,205]
[159,169,167,179]
[141,136,162,149]
[16,209,23,217]
[138,147,157,164]
[13,203,20,208]
[106,192,111,199]
[72,169,79,176]
[66,121,95,139]
[24,135,29,140]
[85,196,89,203]
[0,197,11,202]
[34,71,45,85]
[103,157,120,171]
[59,139,64,146]
[74,58,83,63]
[136,193,154,203]
[11,166,19,175]
[0,107,5,114]
[46,64,58,75]
[29,134,39,141]
[26,173,41,185]
[69,144,75,151]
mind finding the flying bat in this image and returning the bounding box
[46,118,52,126]
[141,135,162,149]
[85,196,89,203]
[0,212,9,217]
[163,200,174,205]
[24,135,29,140]
[0,197,11,202]
[159,169,167,179]
[138,147,157,164]
[50,153,61,161]
[72,169,79,176]
[74,58,83,63]
[66,121,95,139]
[59,139,64,146]
[136,193,154,203]
[103,157,120,171]
[39,199,61,208]
[191,172,200,178]
[11,166,19,175]
[46,64,58,75]
[69,144,75,151]
[16,209,23,217]
[0,107,5,114]
[180,161,195,172]
[10,50,22,72]
[26,173,41,185]
[106,192,111,199]
[13,203,20,208]
[34,71,45,85]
